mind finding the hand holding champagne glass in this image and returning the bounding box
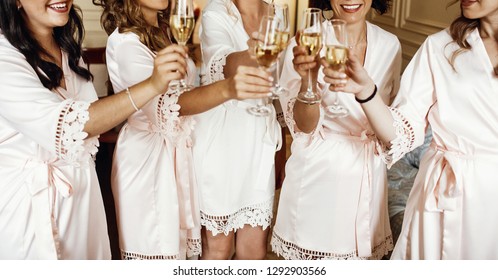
[169,0,195,93]
[269,3,290,99]
[323,19,349,117]
[247,15,281,117]
[296,8,322,104]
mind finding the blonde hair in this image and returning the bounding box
[93,0,169,52]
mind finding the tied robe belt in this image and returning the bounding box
[421,142,498,258]
[319,129,377,258]
[3,158,78,259]
[126,119,200,231]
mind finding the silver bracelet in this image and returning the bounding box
[126,87,139,111]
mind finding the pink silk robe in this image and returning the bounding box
[390,28,498,260]
[106,30,200,259]
[0,32,111,259]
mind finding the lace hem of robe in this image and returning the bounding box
[120,238,201,260]
[376,107,416,169]
[55,100,98,163]
[157,93,196,145]
[187,238,202,258]
[200,199,274,236]
[271,231,394,260]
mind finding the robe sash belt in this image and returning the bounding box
[319,129,376,258]
[126,120,200,231]
[4,157,75,259]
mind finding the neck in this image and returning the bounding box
[345,20,367,48]
[233,0,267,16]
[480,16,498,41]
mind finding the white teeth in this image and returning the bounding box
[49,3,67,10]
[342,4,361,10]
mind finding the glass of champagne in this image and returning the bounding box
[324,19,349,117]
[269,3,290,99]
[296,8,322,104]
[169,0,195,93]
[247,15,281,117]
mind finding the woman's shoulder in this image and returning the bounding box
[106,28,149,56]
[107,28,141,45]
[425,28,452,45]
[204,0,230,11]
[0,31,21,56]
[202,0,234,20]
[367,22,400,47]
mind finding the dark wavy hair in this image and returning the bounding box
[309,0,392,15]
[92,0,170,52]
[0,1,92,90]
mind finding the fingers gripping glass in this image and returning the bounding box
[324,19,349,118]
[169,0,195,93]
[247,16,281,117]
[296,8,323,105]
[268,3,290,99]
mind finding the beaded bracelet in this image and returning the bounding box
[355,84,377,104]
[126,87,139,111]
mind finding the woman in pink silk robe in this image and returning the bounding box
[325,0,498,259]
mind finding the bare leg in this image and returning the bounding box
[199,226,234,260]
[232,225,269,260]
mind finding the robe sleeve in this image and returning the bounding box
[0,43,94,163]
[199,10,237,85]
[378,36,437,168]
[112,35,194,143]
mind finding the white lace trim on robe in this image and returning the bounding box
[271,231,393,260]
[284,98,325,142]
[206,49,231,84]
[55,100,98,163]
[375,107,416,169]
[157,92,196,145]
[120,238,202,260]
[200,199,273,236]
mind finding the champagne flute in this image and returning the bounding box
[324,19,349,118]
[296,8,322,105]
[169,0,195,93]
[269,3,290,99]
[247,15,281,117]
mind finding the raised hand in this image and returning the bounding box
[225,65,273,100]
[321,50,375,99]
[149,44,189,94]
[292,42,321,81]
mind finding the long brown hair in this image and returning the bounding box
[0,1,92,90]
[446,0,480,71]
[92,0,170,52]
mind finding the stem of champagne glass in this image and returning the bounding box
[306,68,313,97]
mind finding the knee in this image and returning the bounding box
[235,243,267,260]
[200,235,233,260]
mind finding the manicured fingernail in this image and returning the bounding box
[268,76,274,82]
[340,73,347,78]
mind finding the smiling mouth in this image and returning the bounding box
[341,4,363,12]
[48,2,68,12]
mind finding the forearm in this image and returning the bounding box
[84,79,160,138]
[178,80,231,115]
[294,101,320,133]
[358,86,397,147]
[224,51,258,78]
